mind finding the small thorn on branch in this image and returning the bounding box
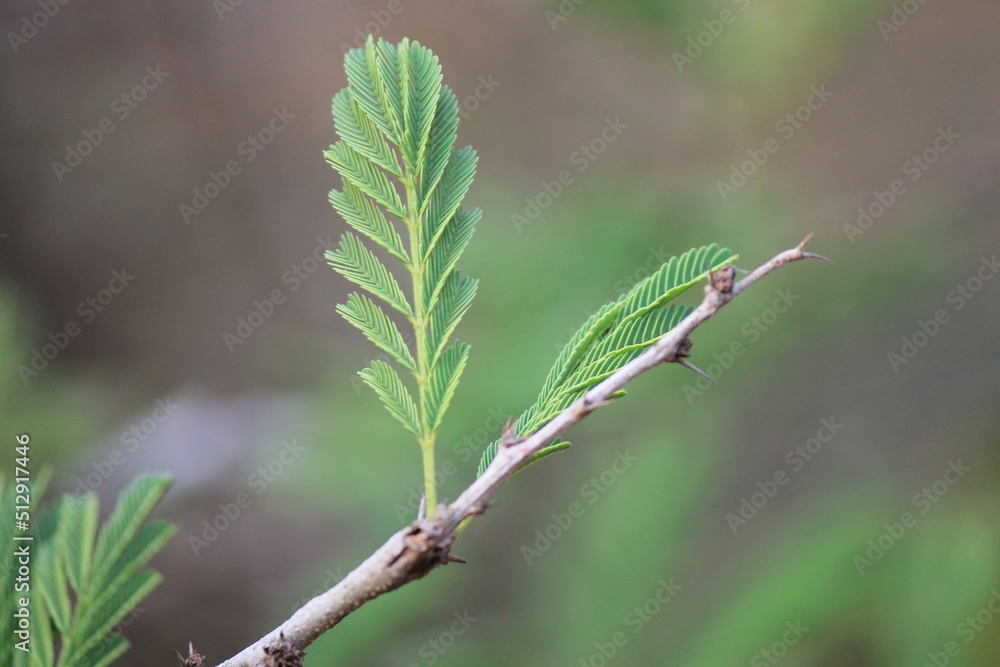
[445,553,467,564]
[668,337,715,382]
[676,359,717,383]
[796,233,832,262]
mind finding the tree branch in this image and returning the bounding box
[213,236,828,667]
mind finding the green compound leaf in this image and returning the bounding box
[359,360,421,436]
[424,341,471,433]
[0,472,173,667]
[426,271,478,369]
[324,142,405,219]
[328,181,408,264]
[337,293,416,371]
[477,245,736,477]
[326,232,412,317]
[328,38,479,512]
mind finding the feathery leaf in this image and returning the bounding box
[424,341,471,432]
[359,360,421,436]
[326,232,412,316]
[337,292,416,371]
[476,245,736,476]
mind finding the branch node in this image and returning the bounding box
[262,632,306,667]
[501,418,519,448]
[178,642,206,667]
[709,264,737,294]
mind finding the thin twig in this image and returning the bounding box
[214,237,827,666]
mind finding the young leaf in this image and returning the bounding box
[424,341,471,432]
[476,245,735,477]
[337,293,415,371]
[328,182,407,263]
[326,232,412,316]
[359,360,421,436]
[328,38,479,515]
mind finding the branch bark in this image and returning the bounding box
[214,237,828,667]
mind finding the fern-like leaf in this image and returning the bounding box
[476,245,736,476]
[328,182,407,263]
[359,360,421,436]
[0,472,173,667]
[329,38,479,514]
[424,341,471,432]
[337,293,415,371]
[326,232,412,316]
[426,271,477,369]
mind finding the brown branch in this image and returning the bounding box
[214,237,828,666]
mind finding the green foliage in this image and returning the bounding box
[326,37,479,514]
[477,244,735,477]
[0,473,175,667]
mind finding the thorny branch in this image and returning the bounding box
[212,236,829,667]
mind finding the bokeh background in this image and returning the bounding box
[2,1,999,665]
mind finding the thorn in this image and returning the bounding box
[418,494,426,521]
[676,358,716,383]
[803,251,833,263]
[445,553,467,564]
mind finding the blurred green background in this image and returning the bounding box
[2,1,999,665]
